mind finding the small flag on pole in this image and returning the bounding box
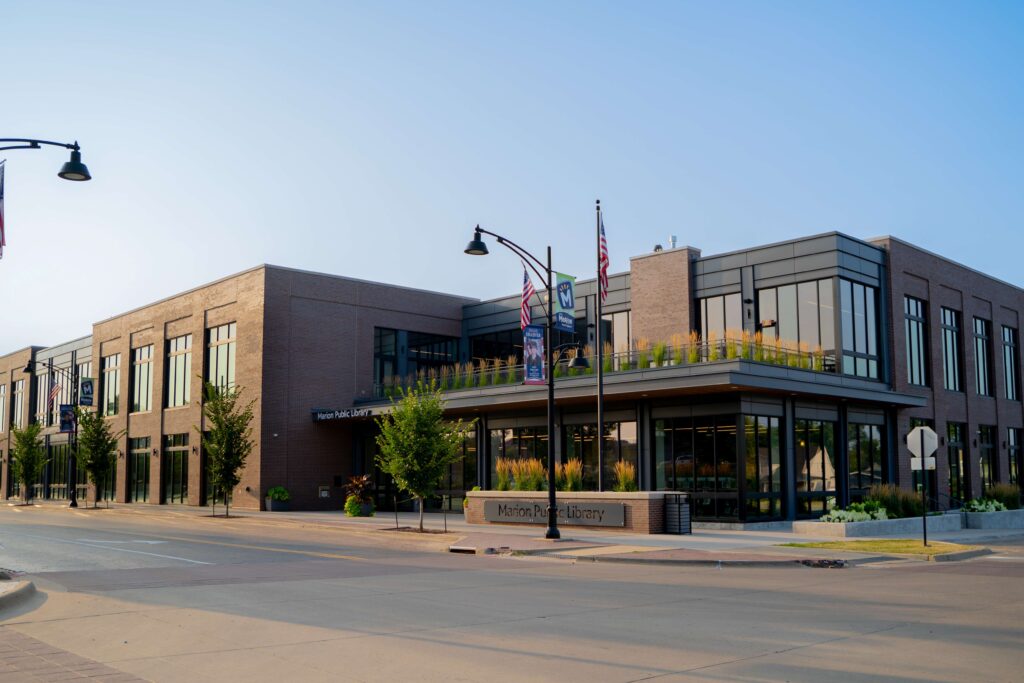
[0,160,6,260]
[521,266,536,330]
[598,212,609,303]
[48,377,62,411]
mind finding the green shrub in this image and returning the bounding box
[463,485,481,509]
[821,501,888,522]
[964,498,1007,513]
[266,486,290,502]
[985,483,1021,510]
[344,494,363,516]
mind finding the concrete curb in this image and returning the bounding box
[544,553,844,568]
[0,581,37,611]
[931,548,993,562]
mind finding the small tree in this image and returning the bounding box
[375,381,473,532]
[76,407,125,508]
[199,382,255,518]
[10,423,47,504]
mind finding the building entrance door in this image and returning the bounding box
[129,450,150,502]
[162,435,189,504]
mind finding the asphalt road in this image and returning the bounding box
[2,506,1023,682]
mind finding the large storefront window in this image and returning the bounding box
[698,294,741,341]
[758,280,836,366]
[165,336,192,408]
[653,416,739,520]
[563,421,638,491]
[487,426,548,486]
[407,332,458,377]
[163,434,189,504]
[207,323,237,392]
[433,427,477,510]
[839,279,879,379]
[847,423,884,500]
[795,419,836,516]
[743,416,782,520]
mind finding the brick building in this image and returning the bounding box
[2,233,1021,520]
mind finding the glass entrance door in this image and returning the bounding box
[163,434,189,504]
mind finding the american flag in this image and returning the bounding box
[47,377,62,410]
[0,160,6,260]
[521,266,536,330]
[598,212,610,302]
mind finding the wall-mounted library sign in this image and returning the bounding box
[311,407,372,422]
[483,500,625,527]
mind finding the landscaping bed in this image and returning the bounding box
[964,508,1024,529]
[792,513,963,537]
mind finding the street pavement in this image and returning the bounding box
[1,503,1023,682]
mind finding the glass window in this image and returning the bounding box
[698,293,741,341]
[131,346,153,413]
[979,425,997,492]
[11,380,24,429]
[974,318,993,397]
[941,308,963,392]
[838,279,880,379]
[373,328,398,387]
[757,279,837,369]
[847,423,883,498]
[163,433,189,504]
[206,322,237,392]
[406,331,458,377]
[165,335,192,408]
[1008,428,1021,486]
[743,415,783,520]
[1002,326,1020,401]
[795,419,837,516]
[651,415,739,520]
[947,422,966,503]
[904,296,929,386]
[487,426,548,487]
[0,384,5,434]
[102,354,121,416]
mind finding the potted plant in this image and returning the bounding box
[343,474,375,516]
[265,486,290,512]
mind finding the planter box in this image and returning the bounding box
[792,513,963,538]
[965,508,1024,529]
[465,491,666,534]
[265,498,290,512]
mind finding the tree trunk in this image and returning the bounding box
[418,496,424,532]
[225,492,230,518]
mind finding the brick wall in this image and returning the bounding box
[629,247,701,345]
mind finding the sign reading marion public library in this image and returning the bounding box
[311,408,372,422]
[484,499,625,527]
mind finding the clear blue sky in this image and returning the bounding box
[2,1,1021,351]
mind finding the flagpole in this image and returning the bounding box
[595,199,605,491]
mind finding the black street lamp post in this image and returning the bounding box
[465,226,584,539]
[0,139,92,181]
[23,360,81,507]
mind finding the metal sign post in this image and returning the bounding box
[908,426,939,547]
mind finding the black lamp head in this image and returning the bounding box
[568,349,590,370]
[58,147,91,181]
[22,360,35,374]
[464,226,489,256]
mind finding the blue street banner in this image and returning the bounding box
[79,378,94,407]
[523,324,546,385]
[553,272,576,333]
[59,404,75,433]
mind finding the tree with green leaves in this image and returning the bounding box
[75,407,126,508]
[10,422,47,504]
[199,382,255,518]
[375,381,473,532]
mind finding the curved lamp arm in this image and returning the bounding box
[474,227,550,288]
[0,138,79,152]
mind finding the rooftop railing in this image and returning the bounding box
[367,334,839,401]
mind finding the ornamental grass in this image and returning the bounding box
[495,457,513,491]
[510,458,547,491]
[556,458,584,491]
[612,460,638,492]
